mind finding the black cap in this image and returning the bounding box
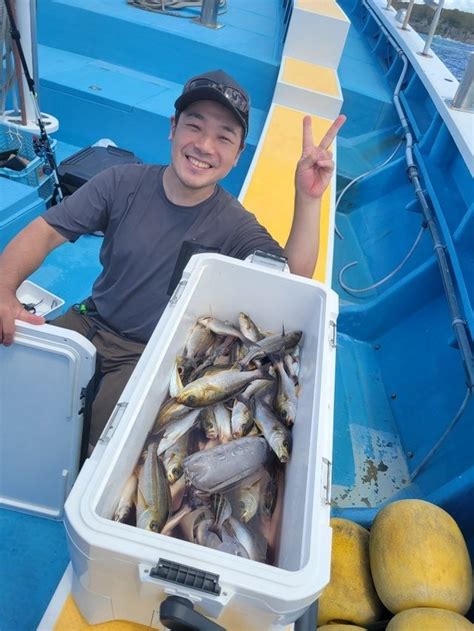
[174,69,249,139]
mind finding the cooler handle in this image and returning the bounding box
[160,596,225,630]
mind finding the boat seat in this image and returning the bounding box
[239,104,337,285]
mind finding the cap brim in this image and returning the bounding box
[175,86,247,137]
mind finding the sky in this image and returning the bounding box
[442,0,474,11]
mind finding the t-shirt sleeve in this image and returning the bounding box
[225,212,285,261]
[42,166,119,242]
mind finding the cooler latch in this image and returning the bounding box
[321,457,332,505]
[150,559,221,596]
[99,401,128,444]
[329,320,337,348]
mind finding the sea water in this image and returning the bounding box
[428,35,474,81]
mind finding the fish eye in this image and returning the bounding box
[149,521,160,532]
[187,395,196,405]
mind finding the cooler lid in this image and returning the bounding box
[0,322,96,518]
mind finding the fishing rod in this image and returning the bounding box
[4,0,63,203]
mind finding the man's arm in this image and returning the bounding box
[284,114,346,278]
[0,217,67,345]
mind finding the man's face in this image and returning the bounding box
[169,100,244,194]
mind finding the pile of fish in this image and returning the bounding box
[112,312,302,565]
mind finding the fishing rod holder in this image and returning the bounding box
[448,54,474,113]
[193,0,224,29]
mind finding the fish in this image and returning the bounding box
[136,442,171,533]
[176,367,266,408]
[210,493,232,537]
[183,436,270,493]
[113,473,138,524]
[240,330,303,367]
[157,409,201,456]
[184,323,215,360]
[162,433,188,484]
[230,398,253,438]
[228,516,266,562]
[198,316,247,342]
[214,403,233,442]
[152,397,192,432]
[253,398,292,463]
[161,503,193,537]
[169,358,185,398]
[273,357,299,426]
[238,312,264,343]
[200,406,218,440]
[180,507,213,543]
[234,475,261,523]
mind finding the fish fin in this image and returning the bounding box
[281,322,286,337]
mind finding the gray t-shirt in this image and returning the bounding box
[43,164,283,342]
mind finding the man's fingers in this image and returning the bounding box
[0,315,14,346]
[18,311,45,326]
[319,114,346,151]
[302,115,314,153]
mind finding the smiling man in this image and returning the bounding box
[0,69,345,447]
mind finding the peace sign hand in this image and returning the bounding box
[295,114,346,200]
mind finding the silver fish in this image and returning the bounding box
[274,358,299,426]
[113,473,138,524]
[230,398,253,439]
[234,475,261,523]
[152,397,192,431]
[161,503,193,537]
[136,443,170,533]
[162,433,188,484]
[253,398,292,463]
[238,312,264,343]
[200,406,218,440]
[240,330,303,367]
[228,516,266,562]
[176,367,265,408]
[198,316,247,342]
[184,323,215,360]
[214,403,233,442]
[157,409,201,456]
[169,358,185,398]
[183,436,270,493]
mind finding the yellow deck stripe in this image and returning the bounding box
[242,105,332,284]
[55,596,148,630]
[296,0,348,20]
[282,58,340,97]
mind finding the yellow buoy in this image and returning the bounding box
[369,499,472,614]
[386,607,473,630]
[318,518,384,626]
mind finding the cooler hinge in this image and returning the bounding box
[170,279,187,305]
[321,457,332,505]
[99,401,128,444]
[250,250,289,272]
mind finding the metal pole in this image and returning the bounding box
[420,0,445,56]
[400,0,415,30]
[384,0,393,10]
[193,0,223,29]
[449,54,474,112]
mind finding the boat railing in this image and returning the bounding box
[385,0,446,58]
[449,54,474,113]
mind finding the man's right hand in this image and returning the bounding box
[0,287,45,346]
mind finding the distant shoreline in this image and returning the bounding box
[392,3,474,44]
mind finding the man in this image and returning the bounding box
[0,69,345,446]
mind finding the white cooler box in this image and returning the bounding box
[64,253,339,630]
